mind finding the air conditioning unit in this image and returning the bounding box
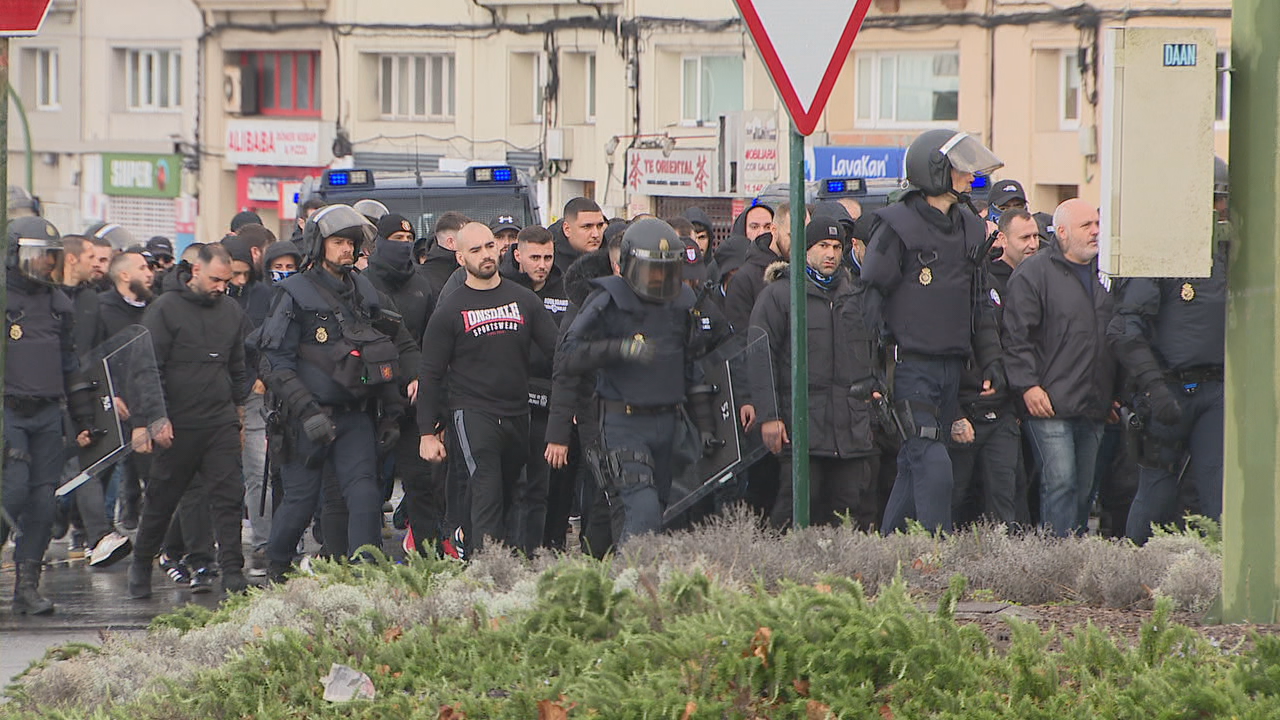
[222,66,257,115]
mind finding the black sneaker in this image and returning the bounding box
[189,568,215,594]
[160,553,191,585]
[222,570,249,594]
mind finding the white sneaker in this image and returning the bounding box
[88,532,133,568]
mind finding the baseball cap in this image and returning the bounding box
[989,180,1027,209]
[805,219,846,250]
[146,235,175,259]
[681,238,707,283]
[489,213,521,235]
[376,213,415,239]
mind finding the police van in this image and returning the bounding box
[301,165,540,238]
[753,174,993,213]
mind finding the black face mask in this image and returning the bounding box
[226,282,246,298]
[374,239,414,267]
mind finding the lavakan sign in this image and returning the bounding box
[225,119,324,167]
[102,154,182,198]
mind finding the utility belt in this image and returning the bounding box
[893,348,957,364]
[320,398,371,415]
[599,399,681,417]
[4,395,59,417]
[1165,366,1223,387]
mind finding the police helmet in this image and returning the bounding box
[86,222,137,252]
[352,198,390,224]
[8,217,65,286]
[7,185,39,217]
[619,218,684,303]
[302,204,376,269]
[1214,156,1229,199]
[904,129,1004,198]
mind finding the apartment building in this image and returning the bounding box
[8,0,1230,244]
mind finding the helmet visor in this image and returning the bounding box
[624,248,682,303]
[17,238,64,285]
[311,205,377,246]
[940,133,1005,176]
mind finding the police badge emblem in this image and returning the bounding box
[316,327,329,343]
[919,267,933,286]
[8,324,22,341]
[1180,283,1195,302]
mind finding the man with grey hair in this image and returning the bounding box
[1003,199,1117,537]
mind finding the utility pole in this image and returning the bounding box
[1222,0,1280,623]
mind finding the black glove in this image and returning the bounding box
[982,361,1007,395]
[301,411,336,444]
[618,336,656,364]
[1145,382,1183,426]
[700,431,725,457]
[376,418,401,458]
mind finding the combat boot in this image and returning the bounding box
[13,561,55,615]
[127,558,153,600]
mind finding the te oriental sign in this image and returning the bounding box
[626,148,717,198]
[225,119,324,167]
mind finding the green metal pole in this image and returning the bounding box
[7,85,33,191]
[789,122,809,528]
[1,36,10,550]
[1222,0,1280,623]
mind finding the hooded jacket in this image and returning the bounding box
[551,221,585,278]
[142,263,248,429]
[1004,244,1117,421]
[747,262,877,458]
[365,238,436,346]
[723,232,783,334]
[96,286,149,341]
[417,241,458,297]
[546,248,614,446]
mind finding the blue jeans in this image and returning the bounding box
[1025,417,1104,536]
[881,357,963,534]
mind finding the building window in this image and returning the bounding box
[533,53,547,123]
[1216,50,1230,127]
[379,53,455,120]
[127,49,181,111]
[681,55,744,125]
[241,51,320,117]
[35,49,59,110]
[586,53,597,123]
[855,51,959,128]
[1060,50,1082,129]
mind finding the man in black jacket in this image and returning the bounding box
[1004,199,1116,537]
[861,129,1005,534]
[748,221,880,529]
[949,209,1039,526]
[418,211,470,293]
[127,243,250,598]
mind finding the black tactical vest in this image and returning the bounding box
[592,275,694,406]
[5,282,72,398]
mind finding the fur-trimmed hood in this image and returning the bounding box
[564,248,615,307]
[764,260,790,284]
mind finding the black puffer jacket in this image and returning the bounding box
[546,249,613,446]
[1004,244,1117,421]
[722,233,782,334]
[747,262,877,458]
[142,264,248,429]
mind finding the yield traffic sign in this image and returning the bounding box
[0,0,53,36]
[733,0,874,136]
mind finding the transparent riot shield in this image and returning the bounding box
[662,333,773,524]
[57,325,167,496]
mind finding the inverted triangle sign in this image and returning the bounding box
[734,0,874,136]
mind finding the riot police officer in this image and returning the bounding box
[256,205,406,579]
[1107,159,1230,544]
[554,218,730,546]
[860,129,1005,533]
[4,218,95,614]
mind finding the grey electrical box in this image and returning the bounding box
[1099,27,1217,277]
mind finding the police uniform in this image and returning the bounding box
[4,218,91,615]
[555,219,729,545]
[257,207,404,574]
[1108,216,1229,544]
[860,130,1005,534]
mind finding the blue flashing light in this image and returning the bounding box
[492,167,514,183]
[825,179,847,194]
[971,174,990,189]
[328,171,350,186]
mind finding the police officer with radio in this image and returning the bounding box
[4,218,96,614]
[555,218,731,545]
[1107,160,1230,544]
[257,205,406,578]
[860,129,1005,534]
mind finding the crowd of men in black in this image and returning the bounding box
[2,127,1226,615]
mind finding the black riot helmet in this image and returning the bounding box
[1214,156,1229,199]
[8,216,65,286]
[86,222,137,252]
[352,198,390,224]
[302,204,377,272]
[904,129,1004,199]
[619,217,684,303]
